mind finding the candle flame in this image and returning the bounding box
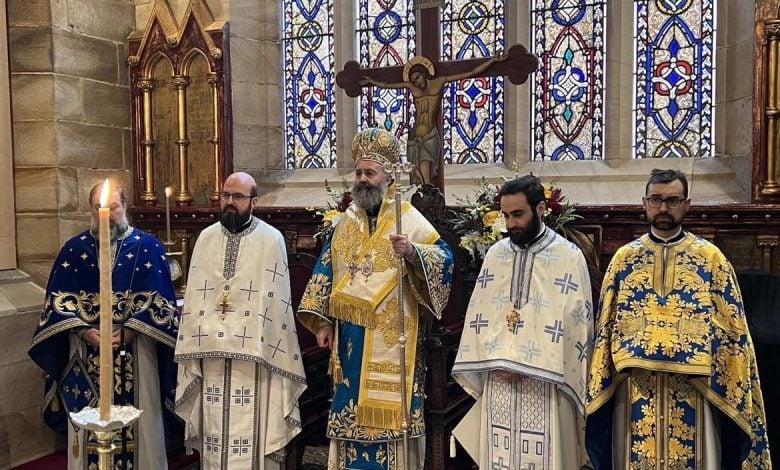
[99,179,111,207]
[165,186,174,198]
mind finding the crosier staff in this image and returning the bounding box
[383,160,415,470]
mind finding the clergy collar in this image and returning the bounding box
[648,227,685,244]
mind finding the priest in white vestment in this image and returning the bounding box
[452,175,593,469]
[175,172,307,470]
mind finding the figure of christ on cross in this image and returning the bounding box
[336,44,538,190]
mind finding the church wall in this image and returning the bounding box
[4,0,135,465]
[716,0,755,195]
[0,0,16,270]
[10,0,134,287]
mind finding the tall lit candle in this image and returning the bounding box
[98,179,113,421]
[165,186,173,244]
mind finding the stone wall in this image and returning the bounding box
[9,0,135,287]
[5,0,135,466]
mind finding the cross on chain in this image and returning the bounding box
[336,5,538,191]
[196,279,215,300]
[217,292,234,320]
[240,280,259,301]
[234,326,253,348]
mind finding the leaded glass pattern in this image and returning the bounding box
[441,0,506,164]
[633,0,715,158]
[531,0,606,161]
[282,0,336,168]
[357,0,416,152]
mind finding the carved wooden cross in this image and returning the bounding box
[336,7,538,191]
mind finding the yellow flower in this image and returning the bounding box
[482,210,501,228]
[322,209,343,227]
[543,184,552,200]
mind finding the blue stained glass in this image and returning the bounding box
[282,0,337,168]
[442,0,506,164]
[357,0,416,154]
[531,0,606,161]
[633,0,715,158]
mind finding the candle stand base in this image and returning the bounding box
[70,405,143,470]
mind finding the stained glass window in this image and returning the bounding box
[531,0,606,161]
[281,0,336,168]
[441,0,505,164]
[357,0,416,152]
[633,0,715,158]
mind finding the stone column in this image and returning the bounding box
[0,0,15,270]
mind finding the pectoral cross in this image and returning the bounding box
[218,293,232,321]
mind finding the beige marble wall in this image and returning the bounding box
[0,1,16,270]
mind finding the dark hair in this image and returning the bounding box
[409,64,433,80]
[645,169,688,198]
[89,182,127,207]
[498,175,546,208]
[250,184,258,198]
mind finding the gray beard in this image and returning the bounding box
[352,183,386,211]
[90,217,130,242]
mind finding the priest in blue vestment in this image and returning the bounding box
[29,183,178,470]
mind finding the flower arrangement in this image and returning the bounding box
[452,176,582,258]
[310,179,352,241]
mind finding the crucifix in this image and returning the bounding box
[217,292,233,321]
[336,6,538,191]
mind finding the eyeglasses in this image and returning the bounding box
[219,192,253,203]
[645,196,685,208]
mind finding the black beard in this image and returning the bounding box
[508,211,541,247]
[220,205,252,233]
[351,182,385,211]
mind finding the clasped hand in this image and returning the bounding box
[82,328,135,350]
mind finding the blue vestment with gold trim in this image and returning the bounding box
[298,195,453,469]
[29,228,178,468]
[586,232,771,469]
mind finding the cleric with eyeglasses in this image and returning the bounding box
[584,169,772,468]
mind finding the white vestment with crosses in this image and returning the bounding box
[175,217,307,470]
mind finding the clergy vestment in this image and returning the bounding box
[297,192,453,470]
[29,227,178,470]
[452,228,593,469]
[175,217,306,470]
[586,232,772,469]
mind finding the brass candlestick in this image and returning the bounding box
[70,405,143,470]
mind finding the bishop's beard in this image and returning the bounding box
[351,180,388,211]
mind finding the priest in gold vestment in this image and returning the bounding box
[586,169,772,469]
[297,128,453,469]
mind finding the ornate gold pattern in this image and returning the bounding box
[375,297,411,347]
[367,361,402,374]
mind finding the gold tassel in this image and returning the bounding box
[329,320,343,384]
[72,433,80,458]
